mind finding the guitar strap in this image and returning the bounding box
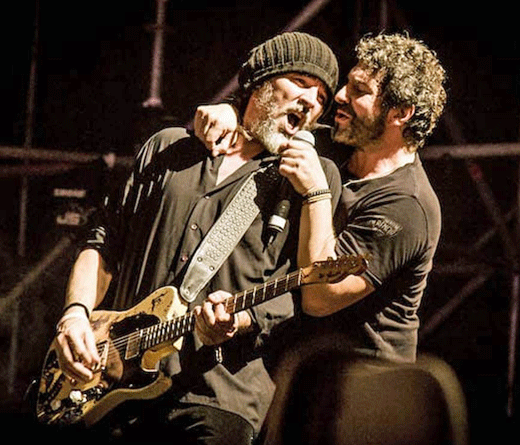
[179,165,272,303]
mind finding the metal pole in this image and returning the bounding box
[507,272,519,417]
[422,142,520,159]
[7,300,20,396]
[379,0,388,30]
[143,0,169,108]
[506,117,520,418]
[202,0,333,108]
[9,0,40,396]
[0,236,75,315]
[280,0,333,32]
[420,269,495,339]
[444,107,520,419]
[5,234,74,393]
[18,0,40,258]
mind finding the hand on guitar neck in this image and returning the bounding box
[194,290,252,346]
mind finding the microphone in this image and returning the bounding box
[291,129,316,147]
[267,130,316,240]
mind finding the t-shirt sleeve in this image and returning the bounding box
[321,156,343,214]
[335,195,429,288]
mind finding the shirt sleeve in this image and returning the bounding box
[82,128,191,272]
[321,156,343,214]
[335,194,430,288]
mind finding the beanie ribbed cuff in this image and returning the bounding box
[238,32,339,109]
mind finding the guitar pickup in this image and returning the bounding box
[98,340,109,367]
[125,331,142,360]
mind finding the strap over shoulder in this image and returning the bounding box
[179,167,268,303]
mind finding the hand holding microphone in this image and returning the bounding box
[267,131,317,237]
[279,130,330,196]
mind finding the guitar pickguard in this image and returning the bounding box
[36,286,186,426]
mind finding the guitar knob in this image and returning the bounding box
[69,389,86,405]
[50,399,62,411]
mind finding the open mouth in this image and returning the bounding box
[286,112,304,133]
[335,108,352,123]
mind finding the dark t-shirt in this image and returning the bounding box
[301,153,441,363]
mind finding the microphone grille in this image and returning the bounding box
[292,130,315,147]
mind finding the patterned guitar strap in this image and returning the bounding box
[179,164,276,304]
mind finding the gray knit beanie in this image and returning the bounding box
[238,32,339,109]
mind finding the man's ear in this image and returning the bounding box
[387,105,415,127]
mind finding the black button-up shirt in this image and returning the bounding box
[85,127,342,433]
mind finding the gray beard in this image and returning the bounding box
[246,82,291,155]
[249,117,290,154]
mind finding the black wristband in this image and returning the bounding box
[63,302,90,319]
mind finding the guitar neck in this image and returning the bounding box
[139,269,302,351]
[224,269,302,314]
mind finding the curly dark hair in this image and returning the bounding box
[355,33,447,149]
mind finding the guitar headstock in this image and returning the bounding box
[300,254,369,285]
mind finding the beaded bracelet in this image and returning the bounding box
[303,188,331,200]
[303,194,332,205]
[303,189,332,205]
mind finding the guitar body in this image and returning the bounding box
[36,286,187,427]
[36,254,368,427]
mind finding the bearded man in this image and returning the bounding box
[49,32,341,443]
[291,33,446,364]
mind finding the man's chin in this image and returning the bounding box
[263,133,290,155]
[332,127,353,145]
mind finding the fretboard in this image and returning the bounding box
[139,269,302,351]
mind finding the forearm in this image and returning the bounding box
[298,197,337,268]
[298,197,374,317]
[54,248,111,381]
[63,248,112,317]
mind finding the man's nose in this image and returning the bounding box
[299,86,321,111]
[335,85,348,104]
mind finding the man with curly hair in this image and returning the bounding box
[293,33,446,364]
[195,33,447,364]
[331,33,446,152]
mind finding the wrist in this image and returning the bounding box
[226,312,252,338]
[302,188,332,205]
[237,311,253,330]
[62,302,91,319]
[56,310,89,334]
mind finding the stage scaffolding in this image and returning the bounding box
[1,0,518,423]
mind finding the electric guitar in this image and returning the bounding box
[36,254,368,427]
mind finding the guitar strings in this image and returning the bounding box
[99,275,299,359]
[95,272,302,362]
[94,255,357,358]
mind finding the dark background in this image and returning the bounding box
[1,0,519,442]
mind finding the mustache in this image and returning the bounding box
[280,103,310,117]
[336,103,355,116]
